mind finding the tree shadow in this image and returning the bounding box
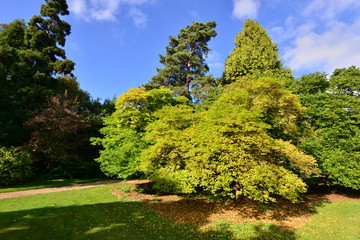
[132,181,329,228]
[0,196,300,240]
[4,181,344,240]
[307,184,360,200]
[0,201,241,240]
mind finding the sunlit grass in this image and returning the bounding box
[296,201,360,240]
[0,178,107,193]
[0,183,359,239]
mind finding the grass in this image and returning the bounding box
[0,178,107,193]
[0,185,233,240]
[296,201,360,240]
[0,183,359,239]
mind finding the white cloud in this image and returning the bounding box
[128,8,147,28]
[68,0,155,26]
[69,0,87,18]
[280,0,360,74]
[232,0,260,19]
[284,20,360,72]
[120,0,155,4]
[303,0,360,20]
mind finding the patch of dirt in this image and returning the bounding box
[112,180,360,230]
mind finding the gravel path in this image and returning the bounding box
[0,180,122,199]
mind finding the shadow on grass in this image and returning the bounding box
[123,181,329,228]
[0,200,299,240]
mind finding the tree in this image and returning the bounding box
[91,87,188,179]
[329,65,360,96]
[0,0,75,147]
[0,147,33,187]
[25,93,93,177]
[296,68,360,189]
[141,76,319,202]
[290,72,329,95]
[223,19,292,84]
[26,0,75,78]
[145,21,217,102]
[0,19,31,146]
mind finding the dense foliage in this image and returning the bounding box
[1,0,358,199]
[0,147,33,187]
[91,88,188,179]
[0,0,111,182]
[223,19,292,85]
[145,21,217,102]
[293,68,360,189]
[140,76,318,202]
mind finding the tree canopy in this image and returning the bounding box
[0,0,111,179]
[145,21,217,102]
[223,19,292,84]
[91,87,188,179]
[294,67,360,189]
[2,3,359,200]
[140,76,318,202]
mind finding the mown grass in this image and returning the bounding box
[0,184,359,239]
[0,178,107,193]
[296,201,360,240]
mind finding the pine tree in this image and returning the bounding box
[224,19,292,84]
[26,0,75,79]
[145,21,217,102]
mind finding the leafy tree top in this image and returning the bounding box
[295,67,360,190]
[145,21,217,102]
[224,19,292,84]
[330,65,360,96]
[26,0,74,77]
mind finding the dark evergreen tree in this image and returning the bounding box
[0,0,75,146]
[145,21,217,102]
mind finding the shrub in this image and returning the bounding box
[0,147,33,187]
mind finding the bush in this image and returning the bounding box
[0,147,33,187]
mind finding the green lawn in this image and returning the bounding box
[0,184,359,240]
[0,178,107,193]
[296,201,360,240]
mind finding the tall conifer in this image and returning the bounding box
[146,21,217,102]
[224,19,292,84]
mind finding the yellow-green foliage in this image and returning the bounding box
[141,76,319,202]
[91,87,188,179]
[224,19,292,84]
[0,147,33,187]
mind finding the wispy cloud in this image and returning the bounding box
[284,19,360,72]
[68,0,155,27]
[303,0,360,20]
[128,7,147,28]
[232,0,260,19]
[275,0,360,74]
[206,51,224,77]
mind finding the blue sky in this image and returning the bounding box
[2,0,360,101]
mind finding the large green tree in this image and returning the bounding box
[223,19,292,84]
[91,87,188,179]
[329,66,360,96]
[145,21,217,102]
[0,0,75,147]
[0,0,108,180]
[294,67,360,189]
[141,76,319,202]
